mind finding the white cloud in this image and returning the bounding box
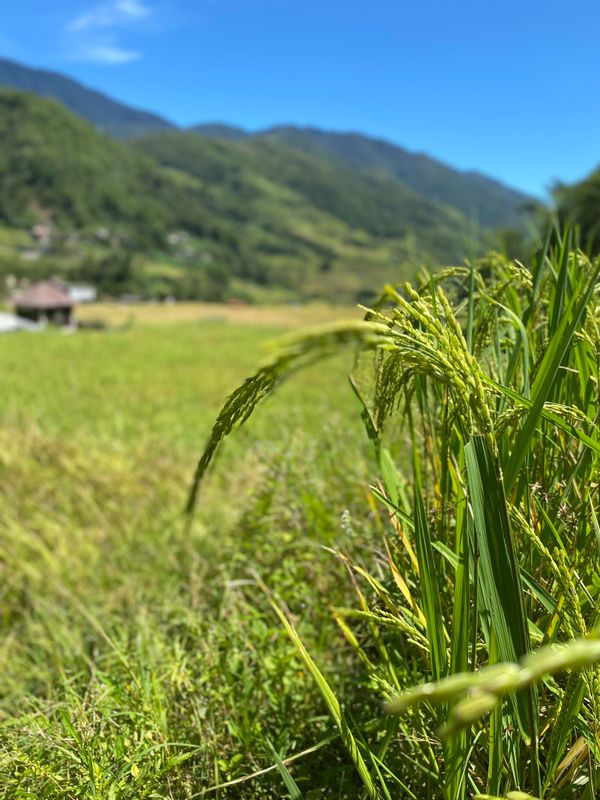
[64,1,151,65]
[71,44,142,64]
[68,1,150,33]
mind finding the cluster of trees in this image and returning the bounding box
[0,249,231,303]
[74,251,229,301]
[555,169,600,253]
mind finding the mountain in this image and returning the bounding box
[0,90,254,299]
[248,126,534,230]
[0,57,534,232]
[0,90,209,239]
[0,57,539,302]
[189,123,249,141]
[0,57,174,138]
[189,122,534,230]
[136,131,473,245]
[132,130,477,279]
[0,90,481,302]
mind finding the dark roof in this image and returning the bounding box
[13,281,74,309]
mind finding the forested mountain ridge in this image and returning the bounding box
[0,91,211,241]
[188,123,534,230]
[132,130,474,254]
[0,57,535,231]
[0,91,255,299]
[252,126,534,230]
[189,123,249,141]
[0,91,479,301]
[0,57,174,138]
[0,56,546,302]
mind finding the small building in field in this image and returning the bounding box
[0,312,41,333]
[31,224,52,246]
[66,284,97,303]
[12,281,75,325]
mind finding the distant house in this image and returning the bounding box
[67,284,97,303]
[0,312,40,333]
[30,224,52,247]
[167,231,187,246]
[94,227,111,242]
[13,281,75,325]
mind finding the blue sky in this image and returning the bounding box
[2,0,599,197]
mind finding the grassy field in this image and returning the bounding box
[0,306,377,798]
[75,299,362,329]
[3,242,600,799]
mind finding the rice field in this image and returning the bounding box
[2,237,600,799]
[75,300,361,329]
[0,307,377,798]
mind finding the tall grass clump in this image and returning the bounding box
[192,232,600,799]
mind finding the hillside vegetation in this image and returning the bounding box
[0,57,174,138]
[249,126,534,230]
[132,130,478,291]
[0,58,539,303]
[0,91,208,242]
[0,90,487,302]
[191,123,535,231]
[0,61,539,303]
[555,166,600,252]
[134,132,470,244]
[0,58,535,236]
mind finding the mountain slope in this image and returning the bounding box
[0,91,481,301]
[0,86,531,302]
[190,123,249,141]
[0,58,535,232]
[0,57,174,138]
[132,130,476,263]
[0,90,212,243]
[253,126,534,230]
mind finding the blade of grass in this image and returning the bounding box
[254,573,382,799]
[446,449,470,800]
[266,740,303,800]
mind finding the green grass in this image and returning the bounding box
[3,237,600,798]
[0,318,376,798]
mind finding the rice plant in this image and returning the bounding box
[192,232,600,798]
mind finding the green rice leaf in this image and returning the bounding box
[503,261,600,490]
[464,435,536,743]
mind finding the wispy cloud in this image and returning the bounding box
[68,1,150,33]
[70,44,142,64]
[64,1,151,65]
